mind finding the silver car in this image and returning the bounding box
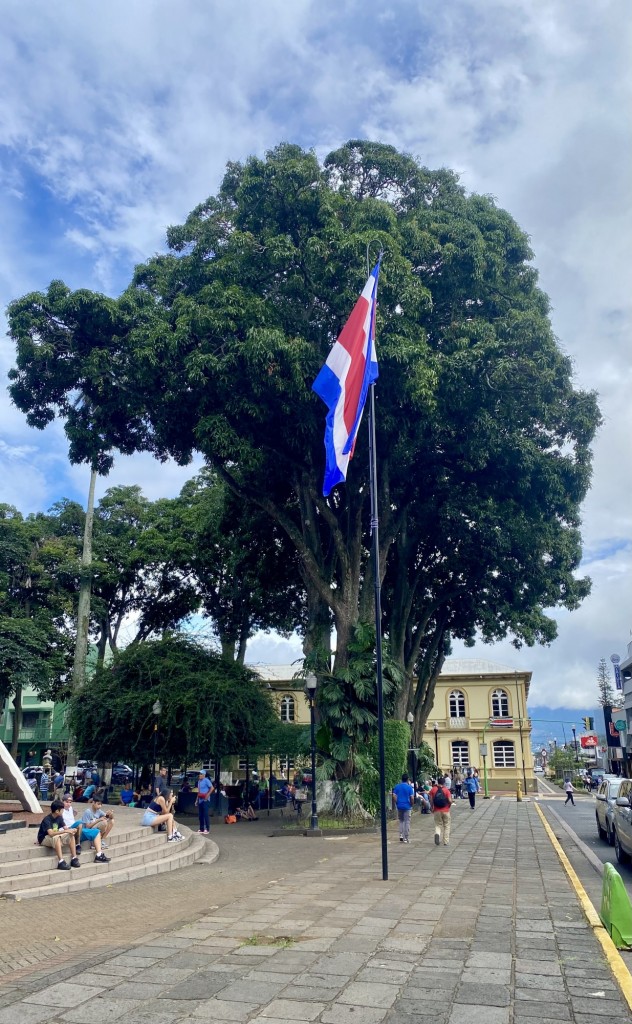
[612,779,632,865]
[595,777,623,845]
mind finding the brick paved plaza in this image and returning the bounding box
[0,800,630,1023]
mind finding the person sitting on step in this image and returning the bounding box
[141,790,183,841]
[81,798,114,859]
[36,800,81,871]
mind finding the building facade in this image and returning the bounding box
[0,687,69,768]
[420,658,536,793]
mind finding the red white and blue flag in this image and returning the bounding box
[312,261,380,496]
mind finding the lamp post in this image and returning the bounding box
[304,673,320,833]
[433,721,439,768]
[571,724,579,764]
[152,699,162,780]
[406,712,416,784]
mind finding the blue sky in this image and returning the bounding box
[0,0,630,710]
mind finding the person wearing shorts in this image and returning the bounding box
[37,801,80,871]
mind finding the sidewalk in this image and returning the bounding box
[0,799,630,1023]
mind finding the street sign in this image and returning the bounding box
[611,654,621,663]
[615,720,627,731]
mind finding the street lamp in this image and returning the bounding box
[304,673,319,833]
[406,712,417,783]
[152,699,162,781]
[571,724,579,764]
[433,721,439,768]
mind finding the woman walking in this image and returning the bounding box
[464,769,480,809]
[563,779,575,806]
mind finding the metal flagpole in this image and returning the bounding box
[368,382,388,881]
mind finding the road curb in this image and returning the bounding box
[535,802,632,1011]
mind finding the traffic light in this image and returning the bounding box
[582,716,594,731]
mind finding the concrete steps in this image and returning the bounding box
[0,813,26,835]
[0,809,215,900]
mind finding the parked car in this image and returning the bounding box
[612,778,632,865]
[112,764,134,784]
[533,765,544,774]
[595,777,623,845]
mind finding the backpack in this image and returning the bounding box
[433,786,449,809]
[224,814,237,824]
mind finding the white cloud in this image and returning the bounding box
[0,0,629,708]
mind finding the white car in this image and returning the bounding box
[533,765,544,774]
[596,777,624,845]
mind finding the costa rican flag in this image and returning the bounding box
[312,262,380,496]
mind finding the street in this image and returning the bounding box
[537,778,632,899]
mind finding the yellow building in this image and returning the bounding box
[420,659,536,794]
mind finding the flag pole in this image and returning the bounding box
[368,377,388,882]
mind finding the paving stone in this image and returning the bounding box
[159,970,234,999]
[338,982,400,1008]
[294,972,348,990]
[216,979,283,1003]
[59,998,143,1022]
[258,998,324,1019]
[455,982,510,1007]
[514,958,562,976]
[460,967,511,985]
[515,973,565,991]
[356,968,413,986]
[569,1000,630,1018]
[465,952,512,969]
[313,953,368,975]
[320,1007,389,1024]
[99,1013,177,1024]
[0,1007,52,1024]
[24,983,105,1008]
[188,999,260,1020]
[447,1007,509,1024]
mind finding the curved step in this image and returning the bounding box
[2,833,216,900]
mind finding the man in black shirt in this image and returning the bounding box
[37,800,81,871]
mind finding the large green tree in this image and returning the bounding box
[68,633,278,764]
[7,141,600,752]
[0,506,74,755]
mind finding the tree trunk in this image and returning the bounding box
[10,683,23,761]
[67,467,97,763]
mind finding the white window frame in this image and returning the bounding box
[492,741,516,768]
[451,740,470,768]
[280,695,295,722]
[449,690,466,718]
[491,689,510,718]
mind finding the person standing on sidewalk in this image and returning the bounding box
[453,769,463,800]
[563,778,575,805]
[430,776,452,846]
[196,770,215,834]
[464,769,480,809]
[392,773,414,843]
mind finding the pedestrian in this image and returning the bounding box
[430,776,452,846]
[563,778,575,806]
[39,770,50,802]
[443,770,453,796]
[464,769,480,809]
[53,771,65,801]
[255,773,269,810]
[392,772,414,843]
[196,770,214,834]
[453,769,463,800]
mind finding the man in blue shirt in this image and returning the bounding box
[196,771,215,834]
[392,773,415,843]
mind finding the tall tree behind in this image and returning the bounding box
[597,657,617,707]
[0,506,74,757]
[7,287,150,743]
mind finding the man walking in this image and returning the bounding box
[430,776,452,846]
[464,769,480,809]
[563,778,575,806]
[392,773,414,843]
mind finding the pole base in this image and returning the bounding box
[304,827,323,837]
[483,795,491,800]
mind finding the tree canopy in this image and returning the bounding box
[68,633,278,764]
[7,140,601,747]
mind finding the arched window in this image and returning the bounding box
[280,695,295,723]
[493,741,516,768]
[451,740,469,767]
[449,690,466,717]
[491,689,510,718]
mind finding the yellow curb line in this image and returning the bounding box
[535,803,632,1010]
